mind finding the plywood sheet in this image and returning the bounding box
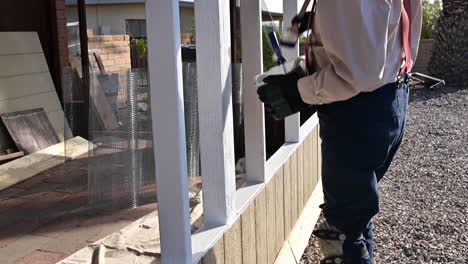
[1,108,60,154]
[0,90,62,115]
[0,73,55,101]
[0,137,92,191]
[0,32,43,55]
[90,76,119,130]
[0,54,49,77]
[0,32,69,140]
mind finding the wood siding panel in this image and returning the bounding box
[283,158,292,236]
[275,167,285,255]
[266,179,276,263]
[241,203,256,264]
[0,54,49,78]
[290,152,298,223]
[0,32,44,55]
[0,73,55,102]
[308,133,315,197]
[313,128,320,187]
[317,128,322,183]
[1,108,60,154]
[0,91,62,116]
[203,238,225,264]
[303,135,312,200]
[255,189,268,264]
[225,221,243,264]
[297,144,304,211]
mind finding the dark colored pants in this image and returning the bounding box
[317,79,409,263]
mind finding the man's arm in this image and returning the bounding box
[298,0,392,105]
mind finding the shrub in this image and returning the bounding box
[130,38,148,59]
[421,0,442,39]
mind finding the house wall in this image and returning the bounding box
[202,127,322,264]
[66,4,195,35]
[413,39,434,75]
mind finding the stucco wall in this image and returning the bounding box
[413,39,434,75]
[66,4,195,35]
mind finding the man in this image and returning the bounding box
[258,0,422,263]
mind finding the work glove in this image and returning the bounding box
[291,11,312,35]
[257,72,310,120]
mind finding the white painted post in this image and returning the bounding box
[240,0,266,183]
[145,0,192,263]
[283,0,301,143]
[194,0,237,226]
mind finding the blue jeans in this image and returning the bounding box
[317,79,409,263]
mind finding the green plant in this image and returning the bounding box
[130,38,148,59]
[262,24,280,71]
[186,17,196,44]
[421,0,441,39]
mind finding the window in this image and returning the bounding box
[126,19,147,38]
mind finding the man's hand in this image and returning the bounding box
[257,72,310,120]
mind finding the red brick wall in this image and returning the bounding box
[55,0,70,70]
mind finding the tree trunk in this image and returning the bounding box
[428,0,468,87]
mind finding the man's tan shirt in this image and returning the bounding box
[298,0,422,105]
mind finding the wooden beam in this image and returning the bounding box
[284,0,301,143]
[0,151,24,162]
[240,0,266,183]
[195,0,237,226]
[77,0,90,139]
[145,0,192,262]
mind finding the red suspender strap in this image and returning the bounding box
[400,0,412,75]
[305,0,317,75]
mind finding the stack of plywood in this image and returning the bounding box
[0,32,70,141]
[0,32,92,190]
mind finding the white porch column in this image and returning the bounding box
[194,0,237,226]
[240,0,267,183]
[146,0,192,263]
[283,0,301,143]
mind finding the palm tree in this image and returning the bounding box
[428,0,468,86]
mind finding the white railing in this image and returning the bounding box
[146,0,318,263]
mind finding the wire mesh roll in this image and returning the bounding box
[182,62,200,178]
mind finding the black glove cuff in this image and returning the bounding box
[281,72,310,113]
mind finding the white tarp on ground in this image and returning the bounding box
[59,197,203,264]
[60,211,162,264]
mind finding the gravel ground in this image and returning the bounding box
[301,86,468,264]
